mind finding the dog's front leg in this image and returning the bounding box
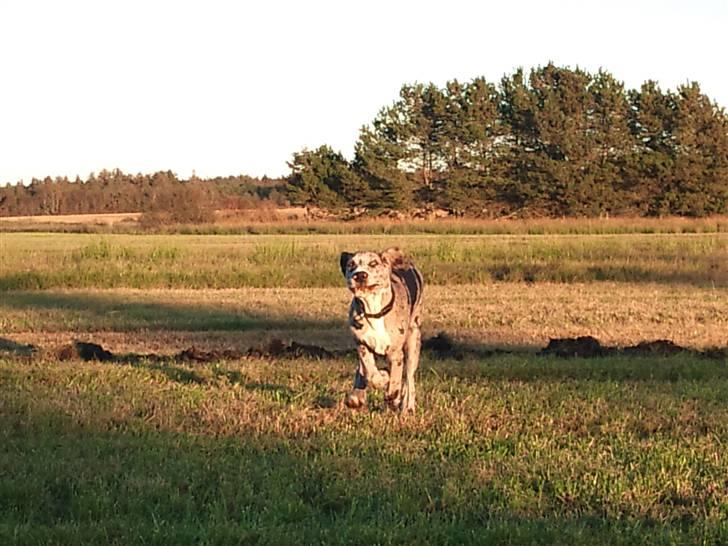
[345,362,368,409]
[345,345,388,409]
[357,344,389,389]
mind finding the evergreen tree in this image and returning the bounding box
[587,70,635,214]
[500,64,634,215]
[626,81,678,213]
[435,78,506,214]
[353,83,449,212]
[662,83,728,216]
[354,125,413,211]
[628,82,728,216]
[286,146,367,211]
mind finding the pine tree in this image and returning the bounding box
[664,83,728,216]
[286,146,367,212]
[353,126,413,212]
[628,82,728,216]
[353,83,450,212]
[626,81,677,213]
[500,64,634,216]
[435,78,506,214]
[587,70,635,214]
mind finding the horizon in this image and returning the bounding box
[1,0,726,186]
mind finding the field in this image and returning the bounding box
[1,228,727,545]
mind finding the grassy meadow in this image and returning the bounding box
[1,226,727,545]
[1,230,726,290]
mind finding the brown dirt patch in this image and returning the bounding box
[10,334,728,364]
[52,338,341,364]
[539,336,609,358]
[56,341,114,362]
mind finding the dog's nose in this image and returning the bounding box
[353,271,368,283]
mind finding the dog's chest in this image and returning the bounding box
[351,316,391,355]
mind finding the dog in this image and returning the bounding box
[339,247,423,413]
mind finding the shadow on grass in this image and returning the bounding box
[93,354,297,397]
[423,333,728,383]
[2,407,725,545]
[0,337,37,357]
[0,290,341,332]
[427,353,728,384]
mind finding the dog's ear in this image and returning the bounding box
[380,247,406,269]
[339,252,354,277]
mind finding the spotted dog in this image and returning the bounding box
[339,248,423,413]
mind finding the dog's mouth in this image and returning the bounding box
[349,282,379,293]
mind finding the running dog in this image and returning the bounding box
[339,247,423,413]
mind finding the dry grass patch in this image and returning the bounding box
[2,283,726,355]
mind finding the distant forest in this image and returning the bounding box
[0,171,287,220]
[3,64,727,219]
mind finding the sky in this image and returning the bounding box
[1,0,726,185]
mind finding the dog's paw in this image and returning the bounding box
[399,388,416,414]
[399,404,415,415]
[369,369,390,390]
[385,389,400,411]
[345,389,367,410]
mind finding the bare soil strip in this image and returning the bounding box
[4,334,725,364]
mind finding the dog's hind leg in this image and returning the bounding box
[400,325,421,413]
[385,348,404,410]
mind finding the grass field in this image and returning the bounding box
[1,231,726,289]
[1,229,727,544]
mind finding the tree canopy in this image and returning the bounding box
[286,64,728,217]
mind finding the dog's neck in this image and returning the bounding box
[353,283,393,317]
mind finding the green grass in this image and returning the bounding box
[1,229,727,544]
[1,232,726,290]
[2,354,728,545]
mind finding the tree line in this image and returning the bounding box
[287,64,728,217]
[0,170,287,219]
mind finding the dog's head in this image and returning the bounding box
[339,247,405,294]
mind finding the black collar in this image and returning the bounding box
[356,288,396,319]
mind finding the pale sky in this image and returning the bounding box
[1,0,726,185]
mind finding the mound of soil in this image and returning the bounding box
[30,333,728,365]
[621,339,686,357]
[56,341,114,362]
[0,337,37,357]
[246,339,336,360]
[539,336,726,360]
[540,336,610,358]
[176,346,243,362]
[424,333,725,362]
[53,338,337,364]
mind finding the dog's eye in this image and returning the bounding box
[368,260,378,267]
[348,262,356,270]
